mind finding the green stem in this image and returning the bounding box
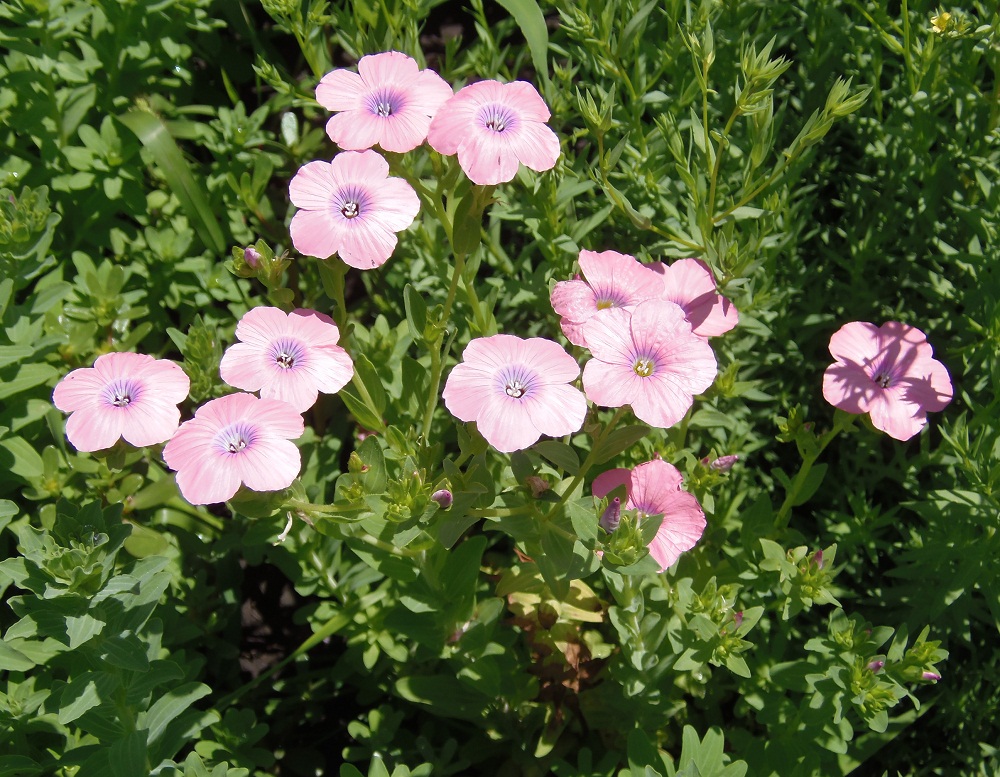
[773,414,855,531]
[546,407,629,519]
[901,0,916,94]
[421,254,466,439]
[707,108,742,220]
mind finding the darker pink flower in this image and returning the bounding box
[822,321,952,441]
[163,393,304,505]
[53,352,190,452]
[316,51,453,153]
[582,301,717,428]
[220,307,353,412]
[593,459,706,571]
[442,334,587,452]
[648,258,738,337]
[550,249,662,347]
[289,150,419,269]
[427,80,560,185]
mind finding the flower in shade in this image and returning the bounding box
[163,393,304,505]
[550,249,662,347]
[52,352,190,452]
[648,258,739,337]
[582,301,717,428]
[442,334,587,453]
[220,307,353,412]
[593,459,706,571]
[822,321,953,441]
[316,51,453,153]
[427,80,560,185]
[289,150,420,269]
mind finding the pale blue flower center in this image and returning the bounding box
[269,337,307,370]
[215,423,257,455]
[366,88,405,118]
[478,104,517,134]
[102,378,140,408]
[498,365,534,400]
[335,185,368,221]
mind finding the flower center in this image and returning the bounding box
[215,423,256,456]
[366,88,403,118]
[505,380,526,398]
[478,104,517,134]
[334,186,368,221]
[633,357,655,377]
[341,201,359,219]
[269,338,306,371]
[596,299,615,310]
[874,371,892,388]
[102,378,140,408]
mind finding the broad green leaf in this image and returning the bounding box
[0,640,35,672]
[0,363,58,401]
[142,682,213,747]
[0,435,44,479]
[0,756,42,777]
[592,424,650,464]
[110,731,148,777]
[531,441,579,474]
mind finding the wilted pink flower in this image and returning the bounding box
[582,301,717,428]
[442,334,587,453]
[53,352,190,452]
[289,150,419,269]
[550,249,662,347]
[822,321,953,441]
[525,475,550,498]
[220,307,353,413]
[163,393,304,505]
[593,459,706,571]
[427,80,560,185]
[648,258,738,337]
[316,51,453,153]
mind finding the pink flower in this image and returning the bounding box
[427,80,560,185]
[442,334,587,452]
[822,321,952,441]
[593,459,706,571]
[52,352,190,452]
[219,307,354,412]
[163,393,304,505]
[289,150,420,269]
[550,249,662,347]
[648,258,739,337]
[582,301,717,428]
[316,51,453,154]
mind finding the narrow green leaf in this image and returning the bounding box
[110,731,148,777]
[142,682,212,747]
[496,0,550,93]
[117,110,226,254]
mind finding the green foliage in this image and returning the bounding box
[1,0,998,774]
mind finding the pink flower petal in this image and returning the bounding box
[325,112,384,151]
[315,69,365,111]
[289,210,343,260]
[457,129,520,186]
[64,406,124,452]
[357,50,419,85]
[338,221,398,270]
[236,437,302,492]
[506,120,560,173]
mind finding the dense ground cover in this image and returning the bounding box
[1,0,998,775]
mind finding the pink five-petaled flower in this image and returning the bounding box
[822,321,953,441]
[289,150,420,269]
[52,352,190,452]
[163,393,304,505]
[593,459,706,571]
[219,307,354,413]
[648,258,739,337]
[582,301,717,428]
[316,51,453,154]
[550,249,663,347]
[442,334,587,453]
[427,80,560,185]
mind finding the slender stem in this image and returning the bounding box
[545,407,629,519]
[467,506,534,518]
[707,108,742,220]
[901,0,916,94]
[421,254,466,439]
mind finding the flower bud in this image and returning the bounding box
[812,549,824,569]
[921,671,941,682]
[431,489,453,509]
[244,246,262,268]
[867,659,885,673]
[733,610,744,629]
[600,497,621,533]
[709,454,739,472]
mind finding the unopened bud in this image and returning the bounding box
[733,610,744,629]
[525,475,550,498]
[431,489,453,509]
[348,451,368,474]
[921,671,941,682]
[600,497,621,533]
[244,246,262,268]
[867,659,885,673]
[709,454,739,472]
[812,549,824,569]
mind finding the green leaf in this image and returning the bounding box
[353,354,386,417]
[496,0,550,94]
[142,682,213,747]
[0,756,42,777]
[592,424,650,464]
[531,441,579,474]
[394,675,489,720]
[116,110,226,254]
[0,639,35,672]
[0,363,58,401]
[110,731,148,777]
[340,388,386,433]
[790,463,828,506]
[403,284,427,343]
